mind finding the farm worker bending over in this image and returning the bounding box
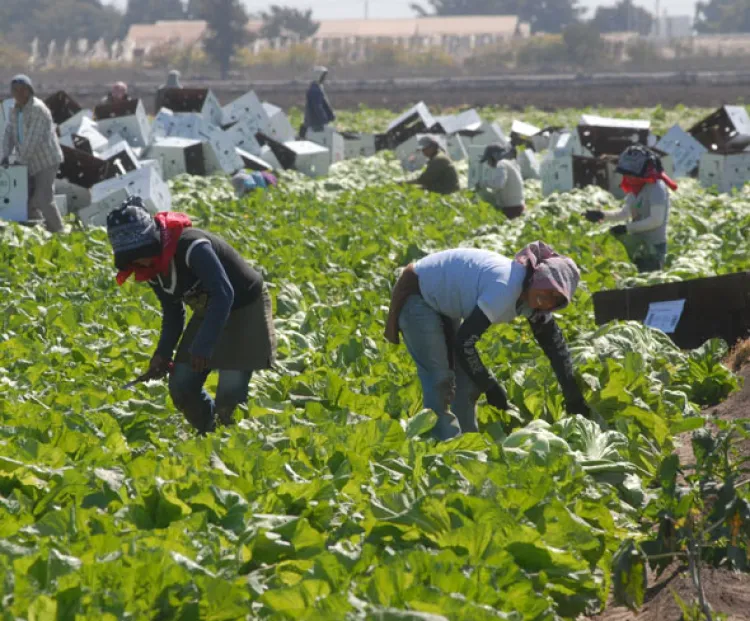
[1,74,65,233]
[101,81,131,105]
[300,66,335,139]
[474,144,526,219]
[404,136,460,196]
[155,69,182,113]
[231,171,278,197]
[385,241,589,441]
[106,197,277,435]
[584,145,677,273]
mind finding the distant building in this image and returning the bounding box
[650,16,693,39]
[125,16,526,57]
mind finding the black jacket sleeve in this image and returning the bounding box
[455,306,498,393]
[187,243,235,359]
[528,316,588,415]
[151,284,186,360]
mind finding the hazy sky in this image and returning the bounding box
[105,0,696,20]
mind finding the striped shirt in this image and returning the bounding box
[2,97,63,176]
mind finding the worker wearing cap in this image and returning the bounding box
[1,74,65,233]
[474,144,525,220]
[300,66,335,139]
[101,82,131,105]
[584,145,677,273]
[155,70,182,113]
[405,136,460,195]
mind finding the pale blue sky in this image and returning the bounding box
[105,0,697,20]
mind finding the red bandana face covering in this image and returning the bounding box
[620,164,679,195]
[116,212,192,286]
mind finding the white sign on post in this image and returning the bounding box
[644,299,686,334]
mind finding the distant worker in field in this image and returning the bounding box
[1,74,65,233]
[404,136,460,195]
[584,145,677,273]
[474,143,526,219]
[299,66,335,139]
[155,69,183,113]
[106,197,277,435]
[385,241,589,441]
[101,81,130,105]
[231,170,278,197]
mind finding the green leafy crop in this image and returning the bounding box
[0,106,746,620]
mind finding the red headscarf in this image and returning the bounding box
[620,163,679,195]
[116,212,192,285]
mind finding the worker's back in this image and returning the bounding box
[421,152,460,195]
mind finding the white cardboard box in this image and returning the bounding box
[445,134,468,162]
[0,165,28,222]
[387,102,436,135]
[342,133,377,159]
[83,167,171,226]
[151,110,208,143]
[698,151,750,194]
[460,122,509,150]
[307,127,345,164]
[259,145,282,171]
[95,100,151,149]
[222,90,270,128]
[138,159,164,179]
[54,179,92,213]
[552,131,593,158]
[199,127,244,175]
[517,149,541,181]
[148,137,205,180]
[656,125,707,178]
[236,148,274,172]
[223,117,263,156]
[169,113,209,141]
[97,140,141,173]
[283,140,330,178]
[150,108,175,143]
[199,90,224,128]
[263,102,296,142]
[541,155,575,195]
[433,108,482,134]
[579,114,651,131]
[59,117,109,152]
[57,109,94,137]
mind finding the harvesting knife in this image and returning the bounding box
[123,362,174,390]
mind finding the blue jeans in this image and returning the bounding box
[635,242,667,273]
[398,295,481,441]
[169,364,253,434]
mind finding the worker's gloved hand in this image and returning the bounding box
[148,353,172,379]
[486,381,509,410]
[609,224,628,236]
[584,209,604,223]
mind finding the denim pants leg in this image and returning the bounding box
[169,363,214,434]
[452,358,481,434]
[169,365,253,432]
[214,370,253,426]
[398,295,461,441]
[635,242,667,273]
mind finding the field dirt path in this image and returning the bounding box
[587,366,750,621]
